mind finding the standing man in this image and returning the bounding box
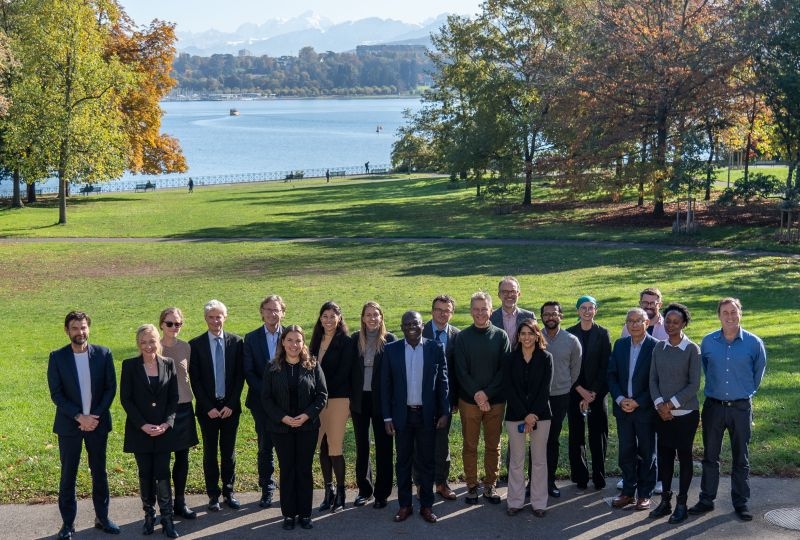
[622,287,668,341]
[383,311,449,524]
[455,292,510,505]
[189,299,245,511]
[608,308,659,511]
[489,276,536,349]
[47,311,120,539]
[688,298,766,521]
[566,295,612,491]
[540,301,582,497]
[243,295,286,508]
[416,294,460,500]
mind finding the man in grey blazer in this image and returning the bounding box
[489,276,536,349]
[47,311,120,539]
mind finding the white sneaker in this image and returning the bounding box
[616,479,623,490]
[654,481,663,495]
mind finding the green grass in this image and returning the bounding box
[0,175,798,504]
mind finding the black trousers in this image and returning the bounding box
[699,399,752,509]
[616,412,656,498]
[414,413,451,485]
[272,428,318,518]
[395,409,435,508]
[351,392,394,501]
[197,411,240,498]
[57,430,110,525]
[547,393,570,486]
[567,391,608,487]
[656,410,699,503]
[250,406,277,494]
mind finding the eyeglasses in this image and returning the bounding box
[640,301,659,307]
[433,308,453,314]
[164,321,183,328]
[542,312,561,318]
[626,319,645,326]
[500,289,519,295]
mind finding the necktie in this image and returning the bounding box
[215,337,225,399]
[434,329,443,342]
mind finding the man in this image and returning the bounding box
[382,311,449,524]
[243,295,286,508]
[566,295,612,491]
[608,308,659,511]
[47,311,120,539]
[541,301,582,498]
[489,276,536,349]
[455,292,510,505]
[621,287,668,341]
[688,298,766,522]
[189,299,245,511]
[415,294,460,500]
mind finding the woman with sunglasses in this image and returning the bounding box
[159,307,200,520]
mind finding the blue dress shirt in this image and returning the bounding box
[700,327,766,400]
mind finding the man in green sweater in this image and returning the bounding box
[455,292,511,505]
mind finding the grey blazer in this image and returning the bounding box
[489,307,536,329]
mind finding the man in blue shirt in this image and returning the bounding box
[689,298,766,522]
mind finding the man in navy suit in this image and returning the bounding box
[243,294,286,508]
[47,311,120,539]
[608,308,659,511]
[382,311,449,524]
[189,299,245,511]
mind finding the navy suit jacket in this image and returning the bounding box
[47,343,116,436]
[381,338,449,432]
[422,321,460,408]
[188,331,244,418]
[242,324,285,412]
[607,334,659,420]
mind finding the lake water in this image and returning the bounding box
[0,97,421,195]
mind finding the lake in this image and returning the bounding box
[0,97,422,195]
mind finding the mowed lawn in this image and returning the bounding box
[0,175,798,504]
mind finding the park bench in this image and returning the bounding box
[329,170,346,177]
[135,182,156,192]
[79,185,102,195]
[370,168,388,174]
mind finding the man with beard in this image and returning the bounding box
[622,287,668,341]
[48,311,120,539]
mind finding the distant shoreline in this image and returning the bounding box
[162,93,423,103]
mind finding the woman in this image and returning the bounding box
[503,319,553,518]
[309,301,353,512]
[349,301,397,509]
[159,307,199,520]
[648,303,701,524]
[262,325,328,530]
[119,324,179,538]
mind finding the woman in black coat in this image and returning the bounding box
[119,324,179,537]
[262,325,328,530]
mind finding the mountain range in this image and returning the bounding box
[176,11,457,57]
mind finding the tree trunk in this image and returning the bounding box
[11,168,23,208]
[522,159,532,206]
[639,134,648,207]
[653,108,668,218]
[704,125,715,201]
[26,181,37,203]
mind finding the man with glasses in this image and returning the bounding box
[243,295,287,508]
[622,287,668,341]
[608,308,659,511]
[541,302,582,498]
[490,276,536,349]
[417,295,460,500]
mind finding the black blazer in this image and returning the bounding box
[608,334,659,420]
[261,362,328,433]
[503,348,553,422]
[47,343,116,436]
[119,355,179,453]
[243,324,285,412]
[188,331,244,417]
[566,322,612,397]
[350,331,397,415]
[311,333,354,399]
[422,321,460,408]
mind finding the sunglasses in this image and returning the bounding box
[164,321,183,328]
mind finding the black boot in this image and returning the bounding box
[332,485,346,513]
[156,479,179,538]
[670,494,689,524]
[140,477,156,535]
[649,491,673,519]
[319,484,335,512]
[331,455,346,512]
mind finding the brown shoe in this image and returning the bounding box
[532,509,547,518]
[436,483,457,500]
[612,495,635,508]
[394,506,413,522]
[634,498,651,511]
[420,507,438,523]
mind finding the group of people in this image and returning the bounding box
[46,278,766,539]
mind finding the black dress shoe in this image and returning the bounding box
[94,517,121,534]
[373,499,388,509]
[282,517,295,530]
[299,516,313,529]
[224,494,241,510]
[548,485,561,498]
[735,506,753,521]
[688,501,714,515]
[208,497,221,511]
[57,523,75,539]
[354,494,372,506]
[259,492,273,508]
[174,503,197,519]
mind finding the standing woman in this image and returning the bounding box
[503,319,553,518]
[350,301,397,509]
[262,325,327,530]
[309,301,353,512]
[119,324,180,538]
[648,303,701,524]
[159,307,199,520]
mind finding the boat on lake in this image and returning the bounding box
[229,108,240,116]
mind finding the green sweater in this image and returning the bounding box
[454,324,510,404]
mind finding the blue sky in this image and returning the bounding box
[120,0,482,32]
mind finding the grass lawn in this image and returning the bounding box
[0,174,798,504]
